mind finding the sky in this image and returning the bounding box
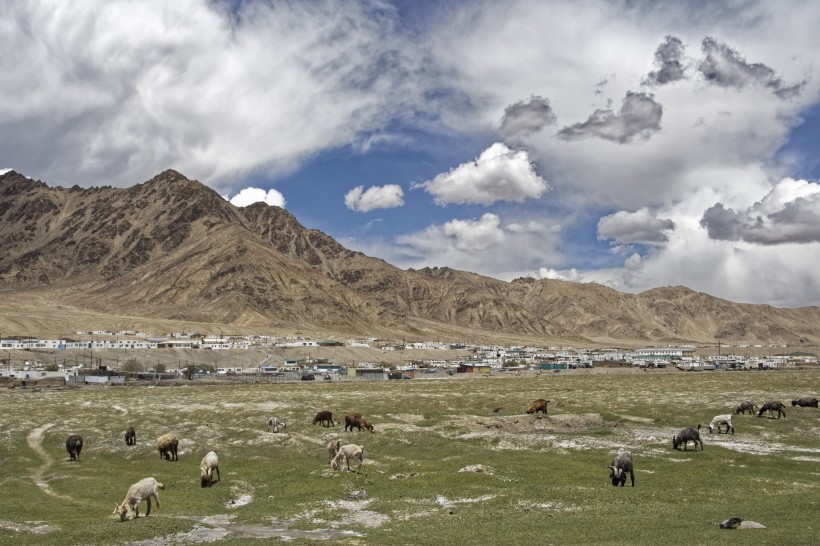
[3,0,820,307]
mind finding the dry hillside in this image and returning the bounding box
[2,169,820,346]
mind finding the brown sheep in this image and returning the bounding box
[526,399,550,415]
[313,411,335,427]
[156,433,179,461]
[344,412,375,433]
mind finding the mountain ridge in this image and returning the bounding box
[2,169,819,346]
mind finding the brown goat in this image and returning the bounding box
[526,399,550,415]
[344,412,375,433]
[156,433,179,461]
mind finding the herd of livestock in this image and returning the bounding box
[60,395,818,520]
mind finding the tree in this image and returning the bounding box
[121,359,143,372]
[155,363,167,374]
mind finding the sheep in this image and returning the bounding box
[757,401,786,419]
[268,417,287,433]
[344,412,375,433]
[707,414,734,434]
[313,411,335,427]
[608,450,634,487]
[331,443,366,474]
[327,439,342,464]
[156,433,179,461]
[66,434,83,461]
[672,425,704,451]
[791,397,818,408]
[733,401,757,415]
[199,450,220,487]
[124,426,136,446]
[526,399,550,415]
[112,477,164,521]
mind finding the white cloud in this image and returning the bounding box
[598,208,676,244]
[345,184,404,212]
[418,143,548,205]
[228,187,286,208]
[537,267,584,282]
[0,0,418,190]
[700,178,820,244]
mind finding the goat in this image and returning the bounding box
[526,399,550,415]
[608,450,634,487]
[113,477,164,521]
[66,434,83,461]
[156,432,179,461]
[199,451,220,487]
[344,412,375,433]
[331,443,366,474]
[124,426,136,446]
[707,414,734,434]
[672,425,704,451]
[313,411,335,427]
[757,401,786,419]
[733,401,757,415]
[268,417,287,433]
[327,439,342,464]
[791,397,818,408]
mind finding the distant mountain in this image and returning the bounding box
[2,169,819,346]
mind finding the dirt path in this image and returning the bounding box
[26,424,74,501]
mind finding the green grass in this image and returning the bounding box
[1,370,819,544]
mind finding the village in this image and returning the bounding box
[1,329,817,387]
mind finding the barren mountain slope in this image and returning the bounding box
[2,169,820,345]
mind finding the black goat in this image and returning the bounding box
[608,451,634,487]
[757,401,786,419]
[733,401,757,415]
[672,425,703,451]
[125,426,136,446]
[66,434,83,461]
[791,397,818,408]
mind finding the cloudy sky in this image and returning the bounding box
[3,0,820,307]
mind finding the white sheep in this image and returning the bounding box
[326,439,342,464]
[268,417,287,433]
[200,450,220,487]
[331,443,366,474]
[706,414,734,434]
[112,477,164,521]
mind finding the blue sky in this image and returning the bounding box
[3,0,820,307]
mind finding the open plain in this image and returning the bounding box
[1,369,819,545]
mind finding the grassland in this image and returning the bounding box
[1,369,819,545]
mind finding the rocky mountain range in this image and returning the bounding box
[2,169,820,346]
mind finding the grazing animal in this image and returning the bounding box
[526,399,550,415]
[707,414,734,434]
[331,444,366,474]
[757,401,786,419]
[327,439,342,464]
[113,477,164,521]
[791,397,818,408]
[313,411,335,427]
[733,401,757,415]
[66,435,83,461]
[124,426,136,446]
[156,433,179,461]
[268,417,287,433]
[672,425,704,451]
[608,450,634,487]
[344,412,375,433]
[199,451,220,487]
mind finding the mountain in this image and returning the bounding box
[2,169,820,346]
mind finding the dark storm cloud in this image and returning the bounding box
[698,37,806,99]
[499,95,557,138]
[700,188,820,245]
[557,92,662,143]
[643,35,686,86]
